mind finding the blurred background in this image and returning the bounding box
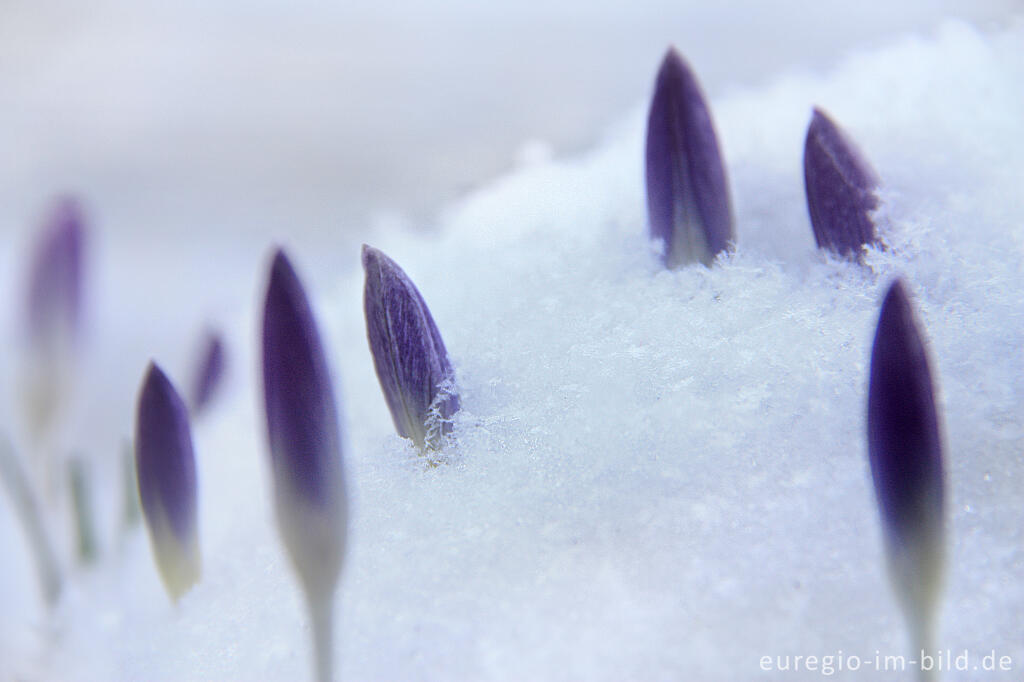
[1,1,1016,251]
[0,0,1017,463]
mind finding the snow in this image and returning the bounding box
[2,14,1024,682]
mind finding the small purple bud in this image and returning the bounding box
[26,196,85,346]
[362,245,460,451]
[21,197,86,448]
[804,108,880,260]
[867,279,945,648]
[261,249,346,600]
[645,47,734,268]
[135,362,200,602]
[190,329,226,415]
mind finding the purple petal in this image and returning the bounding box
[867,279,945,638]
[190,329,226,415]
[261,249,346,599]
[804,108,880,260]
[362,245,460,451]
[645,47,734,268]
[135,362,200,600]
[26,196,85,345]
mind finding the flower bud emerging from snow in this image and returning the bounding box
[804,108,880,260]
[22,197,86,447]
[645,47,734,268]
[26,196,85,348]
[135,362,200,602]
[362,245,460,452]
[190,329,226,415]
[261,249,347,601]
[867,278,945,650]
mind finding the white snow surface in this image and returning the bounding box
[2,17,1024,681]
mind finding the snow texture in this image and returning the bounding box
[2,17,1023,681]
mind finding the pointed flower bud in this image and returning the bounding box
[867,279,945,650]
[261,249,346,592]
[361,245,460,452]
[22,198,86,447]
[645,47,734,268]
[26,196,85,347]
[804,107,880,260]
[262,249,347,682]
[190,329,226,415]
[135,362,200,602]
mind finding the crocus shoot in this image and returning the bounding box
[135,362,201,602]
[645,47,734,268]
[262,249,347,682]
[68,456,98,564]
[0,437,62,607]
[362,245,460,454]
[867,279,946,677]
[804,107,880,261]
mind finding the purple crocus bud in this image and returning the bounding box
[804,108,880,260]
[190,329,226,415]
[867,279,945,651]
[135,362,200,602]
[645,47,734,268]
[22,198,87,451]
[26,196,85,347]
[262,249,346,682]
[362,245,460,452]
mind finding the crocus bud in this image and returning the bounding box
[26,196,85,348]
[262,249,346,682]
[190,329,226,415]
[645,47,734,268]
[867,279,945,653]
[135,362,201,602]
[361,245,460,452]
[804,108,880,260]
[22,197,86,449]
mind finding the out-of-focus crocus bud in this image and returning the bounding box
[135,362,201,602]
[26,197,85,348]
[867,279,945,659]
[645,47,734,268]
[22,197,86,450]
[261,249,346,682]
[189,329,226,415]
[804,108,880,261]
[361,245,460,452]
